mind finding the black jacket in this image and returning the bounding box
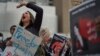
[20,2,43,36]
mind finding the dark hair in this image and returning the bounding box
[0,32,3,37]
[10,25,16,35]
[10,25,16,31]
[19,11,35,28]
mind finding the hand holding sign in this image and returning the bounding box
[12,26,42,56]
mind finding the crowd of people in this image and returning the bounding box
[0,0,72,56]
[0,26,71,56]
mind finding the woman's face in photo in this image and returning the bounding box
[22,11,31,23]
[52,42,63,54]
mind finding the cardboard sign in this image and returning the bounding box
[12,26,42,56]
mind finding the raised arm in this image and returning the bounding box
[17,0,43,34]
[26,2,43,32]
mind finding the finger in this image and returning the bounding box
[16,5,20,8]
[16,4,22,8]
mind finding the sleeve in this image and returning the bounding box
[26,2,43,32]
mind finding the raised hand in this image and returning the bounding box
[16,0,28,8]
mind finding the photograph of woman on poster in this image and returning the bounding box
[74,16,97,53]
[51,40,64,56]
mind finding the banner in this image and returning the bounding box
[70,0,100,56]
[11,26,42,56]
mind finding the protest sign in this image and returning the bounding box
[70,0,100,55]
[12,26,42,56]
[49,34,66,56]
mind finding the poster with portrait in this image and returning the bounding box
[2,46,16,56]
[11,26,42,56]
[49,34,66,56]
[70,0,100,56]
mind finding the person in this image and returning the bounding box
[15,0,43,55]
[3,37,19,56]
[39,28,51,45]
[10,25,16,36]
[17,0,43,36]
[5,25,16,47]
[35,28,52,56]
[2,25,18,56]
[0,33,6,52]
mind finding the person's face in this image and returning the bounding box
[54,42,63,54]
[22,11,31,23]
[39,28,50,44]
[10,27,16,35]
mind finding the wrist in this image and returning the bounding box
[23,2,28,6]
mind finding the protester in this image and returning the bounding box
[35,28,52,56]
[5,25,16,46]
[0,32,6,52]
[3,38,18,56]
[16,0,43,55]
[17,0,43,36]
[37,28,72,56]
[2,25,18,56]
[39,28,51,45]
[10,25,16,36]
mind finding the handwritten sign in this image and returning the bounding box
[12,26,42,56]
